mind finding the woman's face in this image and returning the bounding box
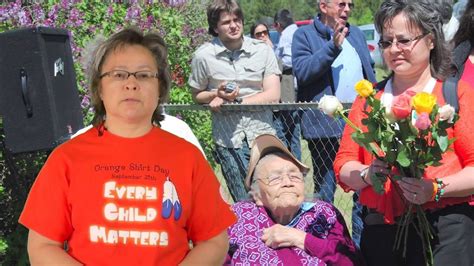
[254,155,305,216]
[381,13,434,78]
[99,44,159,126]
[253,24,270,42]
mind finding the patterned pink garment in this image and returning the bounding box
[226,200,360,265]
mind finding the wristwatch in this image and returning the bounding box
[234,97,242,104]
[360,167,370,185]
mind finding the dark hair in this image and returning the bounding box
[274,9,294,29]
[422,0,454,24]
[207,0,244,37]
[250,21,269,38]
[88,27,171,126]
[374,0,452,80]
[452,0,474,46]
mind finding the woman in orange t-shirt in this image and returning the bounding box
[334,1,474,265]
[19,28,236,265]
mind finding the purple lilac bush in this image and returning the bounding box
[0,0,209,123]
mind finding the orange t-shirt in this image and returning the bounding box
[334,80,474,224]
[19,127,236,265]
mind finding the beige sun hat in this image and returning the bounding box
[244,134,310,190]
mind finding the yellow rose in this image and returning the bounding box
[411,92,437,114]
[354,79,374,98]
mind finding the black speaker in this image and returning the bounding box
[0,27,84,153]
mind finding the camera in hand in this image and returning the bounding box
[224,81,237,93]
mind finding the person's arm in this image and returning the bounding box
[28,230,81,265]
[180,230,229,265]
[339,160,371,190]
[278,27,294,69]
[192,82,239,112]
[339,158,391,191]
[398,166,474,204]
[292,27,341,87]
[240,44,281,104]
[240,74,280,104]
[192,89,218,104]
[440,166,474,197]
[261,206,361,265]
[398,83,474,203]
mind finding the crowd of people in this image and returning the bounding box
[18,0,474,265]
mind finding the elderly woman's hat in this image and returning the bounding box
[244,134,309,189]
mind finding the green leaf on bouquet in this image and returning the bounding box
[392,174,403,181]
[396,148,411,167]
[371,173,387,194]
[372,99,382,111]
[437,135,449,151]
[351,132,384,158]
[385,149,397,164]
[361,117,369,126]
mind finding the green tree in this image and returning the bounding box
[239,0,315,32]
[237,0,385,32]
[349,0,385,26]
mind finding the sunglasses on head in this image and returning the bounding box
[255,30,268,38]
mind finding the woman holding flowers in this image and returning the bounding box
[334,0,474,265]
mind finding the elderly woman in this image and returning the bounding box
[226,134,361,265]
[334,1,474,265]
[19,28,236,265]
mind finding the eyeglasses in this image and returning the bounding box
[378,33,428,50]
[257,171,304,186]
[100,70,159,82]
[332,2,354,9]
[254,30,268,38]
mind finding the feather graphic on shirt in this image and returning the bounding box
[161,177,173,219]
[172,184,182,220]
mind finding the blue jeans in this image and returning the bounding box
[273,110,302,160]
[215,141,250,202]
[308,137,363,247]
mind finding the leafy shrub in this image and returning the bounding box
[0,0,214,263]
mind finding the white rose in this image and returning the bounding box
[318,95,343,117]
[438,104,455,123]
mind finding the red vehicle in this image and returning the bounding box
[296,20,313,27]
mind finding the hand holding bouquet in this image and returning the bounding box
[319,79,458,265]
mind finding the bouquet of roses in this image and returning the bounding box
[318,79,458,265]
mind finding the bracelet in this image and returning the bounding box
[360,167,370,185]
[430,180,438,201]
[434,178,446,202]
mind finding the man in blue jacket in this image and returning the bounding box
[292,0,376,247]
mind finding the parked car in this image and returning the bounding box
[296,19,312,27]
[358,23,384,68]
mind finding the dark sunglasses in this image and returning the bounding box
[255,30,268,38]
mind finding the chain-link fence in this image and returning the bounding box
[164,102,363,240]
